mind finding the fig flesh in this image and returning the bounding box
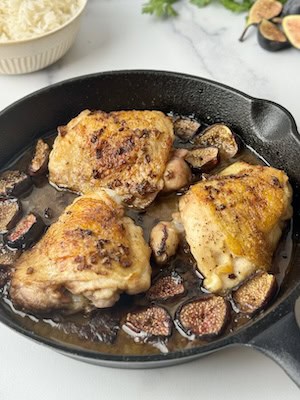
[233,271,277,315]
[28,139,50,176]
[239,0,283,42]
[0,197,22,233]
[193,124,239,159]
[185,147,219,172]
[282,15,300,49]
[258,19,290,51]
[173,117,201,141]
[147,271,185,301]
[175,296,230,339]
[0,170,32,197]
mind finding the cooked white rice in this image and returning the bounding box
[0,0,83,42]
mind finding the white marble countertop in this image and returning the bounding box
[0,1,299,399]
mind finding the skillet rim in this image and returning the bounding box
[0,69,299,364]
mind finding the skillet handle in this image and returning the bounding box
[249,309,300,387]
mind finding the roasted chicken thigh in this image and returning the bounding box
[49,110,174,208]
[179,162,293,293]
[10,190,151,313]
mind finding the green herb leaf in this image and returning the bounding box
[142,0,179,17]
[219,0,254,12]
[190,0,212,8]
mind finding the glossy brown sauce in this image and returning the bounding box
[0,130,293,356]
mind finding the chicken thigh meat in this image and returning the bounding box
[10,190,151,313]
[49,110,175,208]
[179,162,293,293]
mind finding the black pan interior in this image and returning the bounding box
[0,70,299,362]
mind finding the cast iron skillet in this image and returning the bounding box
[0,70,300,385]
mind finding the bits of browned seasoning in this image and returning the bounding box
[232,271,277,315]
[124,306,173,339]
[176,296,229,339]
[147,271,185,301]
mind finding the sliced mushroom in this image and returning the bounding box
[174,117,201,140]
[28,139,50,176]
[193,124,239,159]
[123,306,173,341]
[175,296,230,339]
[185,147,219,172]
[5,213,46,250]
[147,271,185,301]
[163,151,192,193]
[233,271,277,315]
[150,221,179,264]
[0,197,22,233]
[0,170,32,197]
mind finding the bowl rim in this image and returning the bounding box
[0,0,87,46]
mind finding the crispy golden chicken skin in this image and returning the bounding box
[179,162,293,293]
[48,110,174,208]
[10,190,151,313]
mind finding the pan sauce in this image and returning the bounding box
[0,126,293,356]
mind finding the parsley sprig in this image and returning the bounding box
[142,0,255,17]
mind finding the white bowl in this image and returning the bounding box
[0,0,87,75]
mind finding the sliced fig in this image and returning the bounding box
[28,139,50,176]
[60,310,120,344]
[185,147,219,172]
[123,306,172,340]
[233,271,277,315]
[258,19,291,51]
[0,170,32,197]
[174,117,201,140]
[150,221,179,264]
[282,15,300,49]
[239,0,283,42]
[175,296,230,339]
[147,271,185,301]
[0,197,22,233]
[5,213,46,250]
[193,124,239,160]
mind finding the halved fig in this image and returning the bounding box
[123,306,172,340]
[232,271,277,315]
[0,197,22,233]
[185,147,219,172]
[174,117,201,140]
[147,271,185,301]
[258,20,291,51]
[193,124,239,159]
[239,0,283,42]
[5,213,46,250]
[0,170,32,197]
[175,296,230,339]
[282,15,300,49]
[150,221,180,265]
[60,310,120,344]
[28,139,50,176]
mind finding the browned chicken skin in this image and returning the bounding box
[179,162,293,293]
[10,190,151,313]
[48,110,175,209]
